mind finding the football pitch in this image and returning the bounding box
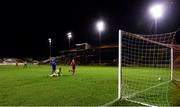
[0,65,179,106]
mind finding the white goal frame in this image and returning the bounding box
[118,30,175,106]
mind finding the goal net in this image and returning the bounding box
[173,45,180,82]
[118,30,177,106]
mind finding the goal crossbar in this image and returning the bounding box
[122,31,176,48]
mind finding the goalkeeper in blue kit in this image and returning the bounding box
[49,57,62,77]
[51,57,56,74]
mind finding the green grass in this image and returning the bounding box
[0,65,179,106]
[121,67,171,106]
[0,65,117,106]
[116,67,180,106]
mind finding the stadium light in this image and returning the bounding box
[149,4,164,19]
[96,20,105,64]
[149,4,164,34]
[48,38,52,59]
[48,38,52,43]
[96,21,105,32]
[67,32,72,48]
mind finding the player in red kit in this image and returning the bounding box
[16,60,18,67]
[70,59,76,75]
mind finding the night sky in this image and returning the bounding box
[1,0,180,59]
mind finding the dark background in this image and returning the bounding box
[0,0,180,59]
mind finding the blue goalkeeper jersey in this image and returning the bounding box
[51,57,56,70]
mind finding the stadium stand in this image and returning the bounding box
[59,43,118,65]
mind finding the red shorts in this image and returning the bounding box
[72,66,76,70]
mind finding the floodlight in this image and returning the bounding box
[48,38,52,59]
[149,4,164,19]
[96,20,105,64]
[96,21,105,32]
[48,38,51,43]
[67,32,72,39]
[67,32,72,48]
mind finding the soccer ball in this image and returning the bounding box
[158,77,161,81]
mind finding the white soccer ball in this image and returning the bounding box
[158,77,161,81]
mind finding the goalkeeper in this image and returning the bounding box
[51,57,56,74]
[49,57,62,77]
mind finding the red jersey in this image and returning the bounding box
[70,61,76,67]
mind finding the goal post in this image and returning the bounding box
[118,30,122,99]
[172,45,180,82]
[171,47,173,81]
[118,30,177,106]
